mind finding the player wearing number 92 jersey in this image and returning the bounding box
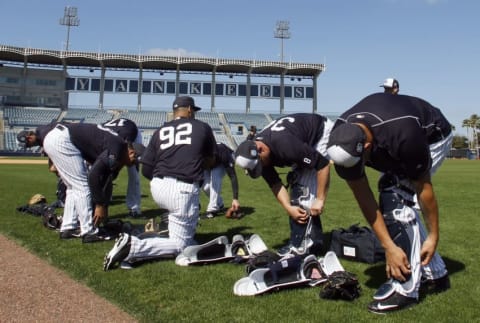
[108,96,217,266]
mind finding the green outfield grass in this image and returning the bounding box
[0,159,479,322]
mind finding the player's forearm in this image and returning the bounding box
[315,165,330,201]
[415,180,440,241]
[271,182,292,211]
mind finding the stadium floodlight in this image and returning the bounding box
[59,6,80,51]
[274,20,291,62]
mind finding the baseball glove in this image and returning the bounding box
[319,270,361,301]
[225,207,244,219]
[28,193,47,205]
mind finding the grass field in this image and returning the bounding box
[1,158,479,322]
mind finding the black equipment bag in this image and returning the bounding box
[329,224,385,264]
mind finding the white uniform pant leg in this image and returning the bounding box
[125,132,143,212]
[205,166,225,212]
[43,127,94,235]
[126,177,200,261]
[385,199,422,299]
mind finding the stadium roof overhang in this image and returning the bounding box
[0,44,325,78]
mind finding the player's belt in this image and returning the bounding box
[158,175,195,184]
[56,124,67,131]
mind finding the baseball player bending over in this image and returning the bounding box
[326,92,452,313]
[42,123,144,242]
[104,96,216,270]
[102,118,143,217]
[235,113,334,256]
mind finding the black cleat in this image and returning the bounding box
[420,274,450,294]
[368,291,418,314]
[103,233,132,271]
[59,228,81,240]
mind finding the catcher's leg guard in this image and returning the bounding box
[377,174,421,298]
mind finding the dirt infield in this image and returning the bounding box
[0,234,137,322]
[0,157,48,164]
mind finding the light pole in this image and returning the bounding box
[59,6,80,51]
[274,21,290,114]
[274,20,290,62]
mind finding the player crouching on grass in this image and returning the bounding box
[234,113,334,257]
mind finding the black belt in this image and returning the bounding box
[158,176,195,184]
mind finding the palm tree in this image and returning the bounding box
[462,114,480,150]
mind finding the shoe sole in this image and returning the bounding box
[103,235,129,271]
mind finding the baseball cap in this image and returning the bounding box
[326,123,366,168]
[234,140,262,178]
[172,96,201,111]
[380,78,399,89]
[17,130,30,148]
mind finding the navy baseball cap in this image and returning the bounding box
[172,96,201,111]
[326,123,366,168]
[234,140,262,178]
[17,130,31,148]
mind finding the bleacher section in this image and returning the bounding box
[117,110,168,129]
[1,106,339,154]
[3,106,61,126]
[223,113,271,132]
[62,108,114,124]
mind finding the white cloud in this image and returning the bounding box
[145,48,208,58]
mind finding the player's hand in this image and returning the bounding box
[310,198,325,216]
[93,205,108,226]
[288,206,309,224]
[385,245,411,281]
[231,199,240,212]
[420,235,438,266]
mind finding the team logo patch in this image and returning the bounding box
[355,142,363,153]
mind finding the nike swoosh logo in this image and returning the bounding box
[376,304,398,311]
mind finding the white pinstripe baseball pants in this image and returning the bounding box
[125,176,200,261]
[202,166,226,213]
[43,126,94,235]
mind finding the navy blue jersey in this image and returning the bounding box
[333,93,452,181]
[141,117,216,183]
[61,123,128,205]
[102,118,139,142]
[255,113,331,186]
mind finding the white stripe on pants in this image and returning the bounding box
[43,127,94,235]
[125,132,143,212]
[126,176,200,261]
[202,166,225,212]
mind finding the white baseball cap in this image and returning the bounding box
[380,78,399,89]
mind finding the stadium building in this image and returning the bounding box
[0,44,337,155]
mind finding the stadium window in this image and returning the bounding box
[166,81,176,94]
[91,79,100,91]
[143,81,152,93]
[225,83,237,96]
[203,83,211,95]
[215,83,224,95]
[238,84,246,96]
[65,78,75,90]
[285,86,292,98]
[179,82,188,94]
[306,86,314,99]
[129,80,138,93]
[250,85,258,97]
[273,86,280,98]
[190,82,201,94]
[293,86,304,98]
[104,79,114,92]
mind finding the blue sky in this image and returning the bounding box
[1,0,479,136]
